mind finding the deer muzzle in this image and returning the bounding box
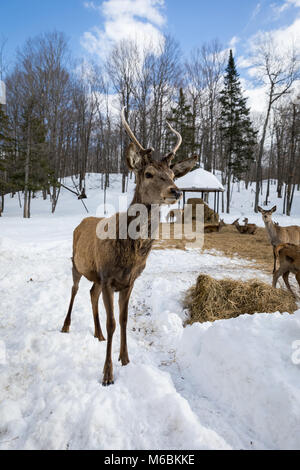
[170,188,182,200]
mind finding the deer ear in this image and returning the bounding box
[126,143,143,172]
[257,206,263,213]
[271,205,277,213]
[171,155,197,179]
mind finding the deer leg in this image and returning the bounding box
[61,263,82,333]
[282,271,295,296]
[102,283,115,386]
[272,267,283,288]
[273,248,277,274]
[90,283,105,341]
[118,285,133,366]
[295,272,300,293]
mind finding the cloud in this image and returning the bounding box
[238,15,300,78]
[240,77,268,113]
[251,2,262,20]
[237,12,300,112]
[284,0,300,8]
[229,36,239,49]
[250,16,300,58]
[81,0,166,59]
[271,0,300,17]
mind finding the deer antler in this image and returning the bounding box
[121,106,145,152]
[166,121,182,155]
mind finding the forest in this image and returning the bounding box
[0,30,299,217]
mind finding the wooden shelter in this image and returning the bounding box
[176,168,225,214]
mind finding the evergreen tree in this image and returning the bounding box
[167,88,197,163]
[219,50,257,213]
[0,103,13,213]
[12,103,52,217]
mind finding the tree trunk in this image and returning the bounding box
[23,121,31,219]
[254,97,272,212]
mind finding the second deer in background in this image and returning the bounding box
[232,218,257,235]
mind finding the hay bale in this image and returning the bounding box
[187,198,219,224]
[184,274,297,324]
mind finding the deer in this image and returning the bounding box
[232,218,257,235]
[232,218,253,234]
[258,206,300,273]
[232,218,247,234]
[242,218,257,235]
[204,219,226,233]
[272,243,300,297]
[61,107,197,386]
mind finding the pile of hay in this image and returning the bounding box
[187,198,219,224]
[184,274,297,324]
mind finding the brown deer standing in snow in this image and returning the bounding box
[258,206,300,273]
[273,243,300,297]
[61,107,197,386]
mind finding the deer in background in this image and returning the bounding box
[242,218,257,235]
[61,107,197,386]
[204,219,226,233]
[258,206,300,273]
[273,243,300,297]
[232,218,256,235]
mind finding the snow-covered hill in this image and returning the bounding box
[0,174,300,450]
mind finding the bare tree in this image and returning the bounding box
[252,33,299,212]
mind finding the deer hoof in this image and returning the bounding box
[118,354,130,366]
[102,364,114,386]
[61,326,70,333]
[102,379,114,386]
[94,332,106,342]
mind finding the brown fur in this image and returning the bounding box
[204,219,226,233]
[232,218,256,235]
[258,205,300,273]
[61,138,197,386]
[242,218,257,235]
[273,243,300,296]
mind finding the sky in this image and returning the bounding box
[0,0,300,111]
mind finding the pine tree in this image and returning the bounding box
[0,103,13,214]
[167,88,197,163]
[12,103,51,217]
[219,50,257,213]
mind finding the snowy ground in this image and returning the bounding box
[1,174,300,450]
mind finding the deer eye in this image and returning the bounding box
[145,172,154,179]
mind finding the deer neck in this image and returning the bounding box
[264,219,278,243]
[127,189,160,244]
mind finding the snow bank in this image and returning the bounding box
[1,173,300,450]
[176,312,300,449]
[176,168,224,190]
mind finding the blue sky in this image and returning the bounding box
[1,0,300,111]
[1,0,299,61]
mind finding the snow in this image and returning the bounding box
[1,174,300,450]
[176,168,224,190]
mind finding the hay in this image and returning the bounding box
[184,274,297,324]
[187,198,219,224]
